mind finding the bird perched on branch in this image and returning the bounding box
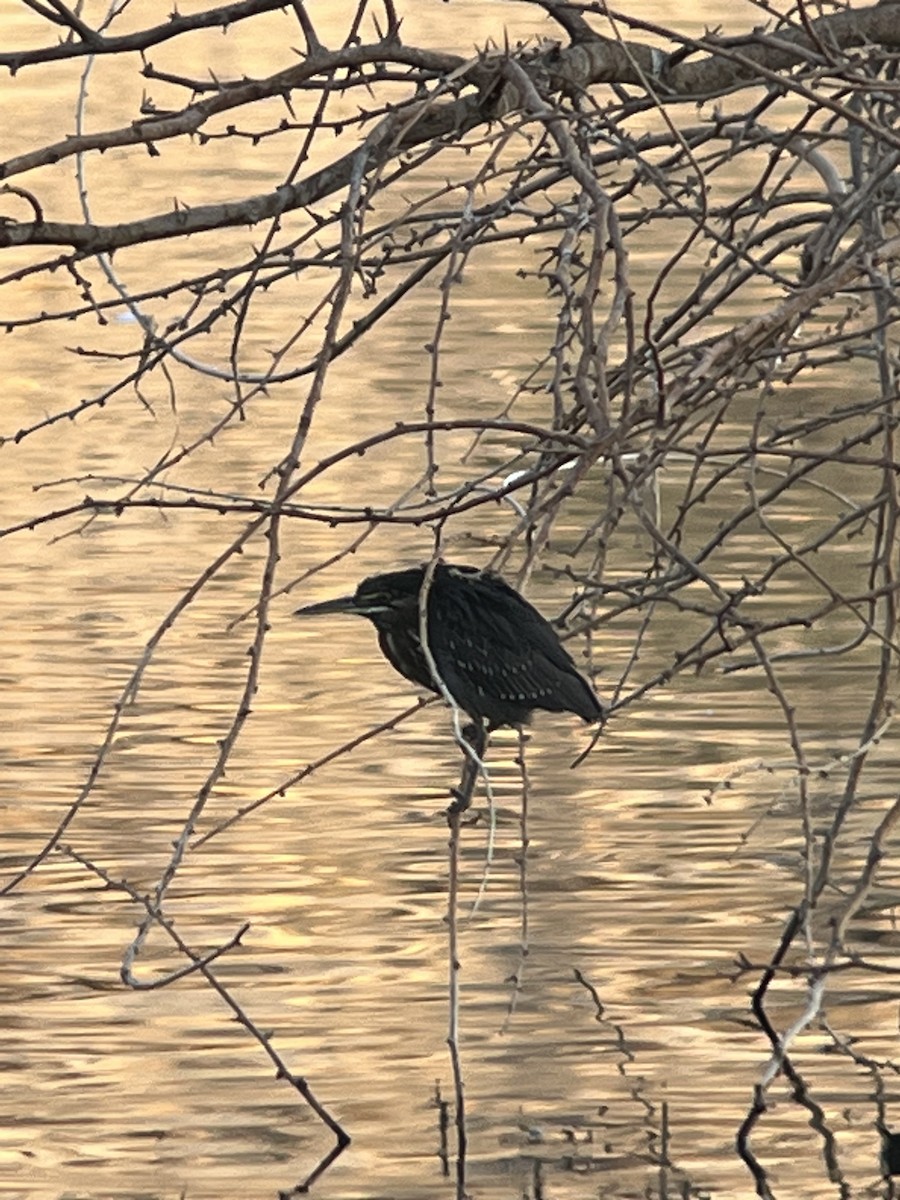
[294,562,603,730]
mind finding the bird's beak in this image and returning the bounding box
[293,594,360,617]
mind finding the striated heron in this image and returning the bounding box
[294,562,602,730]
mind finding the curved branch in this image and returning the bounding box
[3,0,289,70]
[0,43,470,182]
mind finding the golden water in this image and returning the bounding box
[2,3,898,1199]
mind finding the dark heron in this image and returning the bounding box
[294,562,602,730]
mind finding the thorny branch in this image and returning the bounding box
[4,0,900,1195]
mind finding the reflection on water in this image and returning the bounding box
[5,557,898,1198]
[4,4,900,1200]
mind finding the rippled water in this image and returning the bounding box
[4,3,900,1199]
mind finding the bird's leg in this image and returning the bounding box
[447,720,489,816]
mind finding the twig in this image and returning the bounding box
[446,799,467,1198]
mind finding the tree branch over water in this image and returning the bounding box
[3,0,900,1195]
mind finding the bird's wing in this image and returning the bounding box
[429,568,599,719]
[445,568,583,670]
